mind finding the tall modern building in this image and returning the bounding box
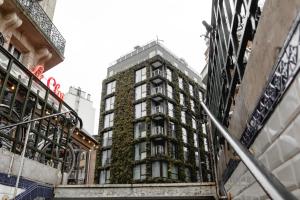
[97,41,212,184]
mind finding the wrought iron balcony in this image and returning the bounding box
[16,0,66,56]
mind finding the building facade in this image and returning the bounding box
[64,86,96,135]
[97,41,212,184]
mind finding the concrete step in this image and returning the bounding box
[54,182,218,200]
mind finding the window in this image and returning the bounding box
[134,122,147,139]
[135,84,147,100]
[195,151,199,167]
[133,164,146,180]
[152,161,168,178]
[181,111,186,124]
[166,68,172,81]
[191,100,195,112]
[169,122,176,138]
[194,133,198,148]
[189,84,193,96]
[135,102,146,119]
[199,91,203,101]
[202,124,206,135]
[171,143,178,159]
[106,81,116,95]
[135,142,146,160]
[104,113,114,128]
[171,165,178,179]
[192,118,197,129]
[101,149,111,166]
[204,138,208,152]
[179,93,185,105]
[183,147,188,161]
[105,96,115,111]
[151,141,166,156]
[135,67,147,83]
[168,102,174,118]
[178,77,183,89]
[182,128,187,143]
[167,84,173,99]
[103,131,113,147]
[100,169,110,184]
[8,43,22,61]
[185,168,191,181]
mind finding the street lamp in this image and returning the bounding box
[182,106,206,182]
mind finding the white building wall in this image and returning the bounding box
[64,87,96,135]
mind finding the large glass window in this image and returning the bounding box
[151,141,166,156]
[181,111,186,124]
[104,113,114,128]
[133,164,146,180]
[105,96,115,111]
[169,122,176,138]
[171,143,178,159]
[194,133,198,148]
[134,122,147,139]
[195,151,199,167]
[171,165,178,179]
[191,100,195,112]
[167,84,173,99]
[204,138,208,152]
[101,149,111,166]
[106,81,116,95]
[103,131,113,147]
[135,142,147,160]
[178,77,183,89]
[182,127,187,143]
[192,118,197,129]
[100,169,110,184]
[135,102,147,119]
[166,68,172,81]
[189,84,193,96]
[168,102,174,118]
[183,147,188,161]
[135,84,147,100]
[152,161,168,178]
[135,67,147,83]
[179,93,185,105]
[185,168,191,181]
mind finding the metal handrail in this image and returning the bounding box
[0,110,70,130]
[199,101,297,200]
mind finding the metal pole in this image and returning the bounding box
[0,110,70,131]
[199,101,297,200]
[12,113,32,200]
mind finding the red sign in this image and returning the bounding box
[31,65,65,100]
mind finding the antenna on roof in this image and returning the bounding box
[156,35,164,43]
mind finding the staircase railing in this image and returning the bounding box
[199,100,297,200]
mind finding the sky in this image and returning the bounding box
[45,0,212,135]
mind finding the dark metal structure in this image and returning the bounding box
[0,45,81,173]
[206,0,261,146]
[16,0,66,55]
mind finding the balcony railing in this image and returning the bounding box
[16,0,66,56]
[152,69,164,77]
[152,106,164,115]
[152,126,165,135]
[151,87,164,95]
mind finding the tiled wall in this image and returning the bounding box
[225,71,300,199]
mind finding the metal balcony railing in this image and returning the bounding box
[152,69,164,77]
[152,126,164,135]
[151,87,164,95]
[152,106,164,115]
[16,0,66,55]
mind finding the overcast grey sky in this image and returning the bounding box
[45,0,212,134]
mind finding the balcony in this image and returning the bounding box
[151,86,164,101]
[16,0,65,56]
[151,69,164,84]
[152,105,164,120]
[151,126,165,136]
